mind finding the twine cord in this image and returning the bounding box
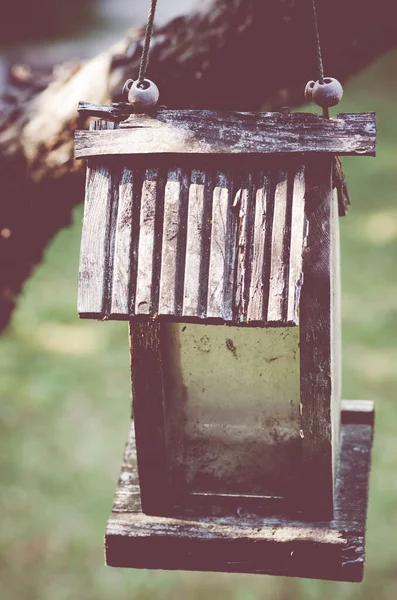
[137,0,158,86]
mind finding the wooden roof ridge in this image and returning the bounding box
[75,109,376,158]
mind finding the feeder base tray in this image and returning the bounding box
[105,400,374,582]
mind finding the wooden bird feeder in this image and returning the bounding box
[75,106,376,582]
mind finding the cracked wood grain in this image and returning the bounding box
[75,111,376,158]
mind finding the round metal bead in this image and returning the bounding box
[312,77,343,108]
[127,79,160,108]
[304,80,315,101]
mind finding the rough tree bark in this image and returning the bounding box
[0,0,395,331]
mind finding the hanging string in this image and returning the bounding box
[137,0,158,86]
[310,0,324,85]
[310,0,330,117]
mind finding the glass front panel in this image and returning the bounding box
[162,323,301,498]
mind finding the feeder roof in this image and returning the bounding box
[76,111,376,327]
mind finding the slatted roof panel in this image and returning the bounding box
[78,123,307,326]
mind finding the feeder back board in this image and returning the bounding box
[75,110,376,521]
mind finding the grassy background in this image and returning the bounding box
[1,50,397,599]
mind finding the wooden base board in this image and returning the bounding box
[105,400,374,582]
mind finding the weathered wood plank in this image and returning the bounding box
[286,166,306,324]
[234,174,254,322]
[78,101,134,121]
[159,168,184,315]
[299,156,334,519]
[207,172,232,319]
[247,172,268,322]
[183,170,207,317]
[135,169,159,315]
[267,170,289,323]
[75,111,376,158]
[110,167,133,316]
[105,405,374,582]
[78,120,116,316]
[129,321,170,516]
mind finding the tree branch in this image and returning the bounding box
[0,0,396,331]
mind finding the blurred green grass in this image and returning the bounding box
[1,50,397,600]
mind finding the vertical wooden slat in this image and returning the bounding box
[78,120,116,316]
[299,156,334,519]
[110,167,133,316]
[234,173,254,322]
[286,165,306,324]
[129,321,170,516]
[152,169,165,316]
[224,178,239,321]
[247,171,269,322]
[183,170,207,317]
[267,170,289,323]
[159,168,183,315]
[207,171,232,319]
[135,168,159,315]
[174,170,189,315]
[128,169,143,317]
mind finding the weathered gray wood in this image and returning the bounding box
[159,168,185,315]
[224,177,239,322]
[287,167,306,324]
[299,157,334,519]
[267,170,289,323]
[105,403,374,582]
[183,170,208,317]
[75,111,376,159]
[78,101,134,121]
[78,158,307,325]
[135,169,159,315]
[78,120,117,316]
[234,175,253,322]
[247,172,268,323]
[110,167,133,316]
[207,171,232,319]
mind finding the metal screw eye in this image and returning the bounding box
[312,77,343,108]
[127,78,160,109]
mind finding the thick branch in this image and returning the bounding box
[0,0,396,331]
